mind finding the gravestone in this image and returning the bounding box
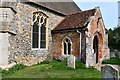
[110,52,115,58]
[67,55,75,69]
[101,64,119,80]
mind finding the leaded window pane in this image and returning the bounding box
[32,33,39,48]
[40,41,46,48]
[41,24,46,33]
[32,22,39,48]
[33,22,39,32]
[40,20,46,48]
[41,33,46,40]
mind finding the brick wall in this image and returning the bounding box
[85,8,109,67]
[52,31,80,58]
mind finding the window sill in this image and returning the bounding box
[61,54,71,58]
[32,48,48,51]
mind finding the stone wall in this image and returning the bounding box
[0,8,17,34]
[0,7,17,65]
[7,2,64,66]
[103,33,110,60]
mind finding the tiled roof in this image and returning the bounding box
[27,0,81,15]
[37,2,81,15]
[52,8,96,31]
[4,1,80,15]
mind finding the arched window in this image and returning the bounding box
[32,12,47,49]
[63,38,72,55]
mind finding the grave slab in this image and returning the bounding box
[67,55,75,69]
[101,64,119,80]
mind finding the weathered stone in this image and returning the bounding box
[0,33,9,65]
[67,55,76,69]
[5,2,64,66]
[101,65,119,80]
[85,8,110,67]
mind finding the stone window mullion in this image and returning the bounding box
[65,41,68,55]
[66,42,68,55]
[38,23,41,49]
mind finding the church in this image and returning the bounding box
[0,0,109,68]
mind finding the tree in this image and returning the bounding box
[108,26,120,51]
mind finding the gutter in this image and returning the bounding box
[77,30,82,60]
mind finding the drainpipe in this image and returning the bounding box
[77,30,82,61]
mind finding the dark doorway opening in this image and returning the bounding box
[93,36,98,63]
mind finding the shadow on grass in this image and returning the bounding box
[102,57,120,65]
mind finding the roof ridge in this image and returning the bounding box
[67,8,96,16]
[30,1,81,15]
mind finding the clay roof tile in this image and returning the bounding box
[53,8,96,31]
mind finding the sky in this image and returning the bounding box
[74,2,118,29]
[1,0,118,29]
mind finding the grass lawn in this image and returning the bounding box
[2,59,101,78]
[102,57,120,65]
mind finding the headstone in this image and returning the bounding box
[110,52,115,58]
[101,64,119,80]
[67,55,75,69]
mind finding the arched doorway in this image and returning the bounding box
[63,38,72,55]
[93,35,98,63]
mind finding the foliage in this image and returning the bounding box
[3,60,101,78]
[2,64,26,77]
[102,57,120,64]
[75,59,87,69]
[40,60,50,64]
[108,26,120,51]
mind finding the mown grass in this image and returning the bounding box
[2,59,101,78]
[0,70,2,73]
[102,57,120,65]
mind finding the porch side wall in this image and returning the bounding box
[52,32,80,58]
